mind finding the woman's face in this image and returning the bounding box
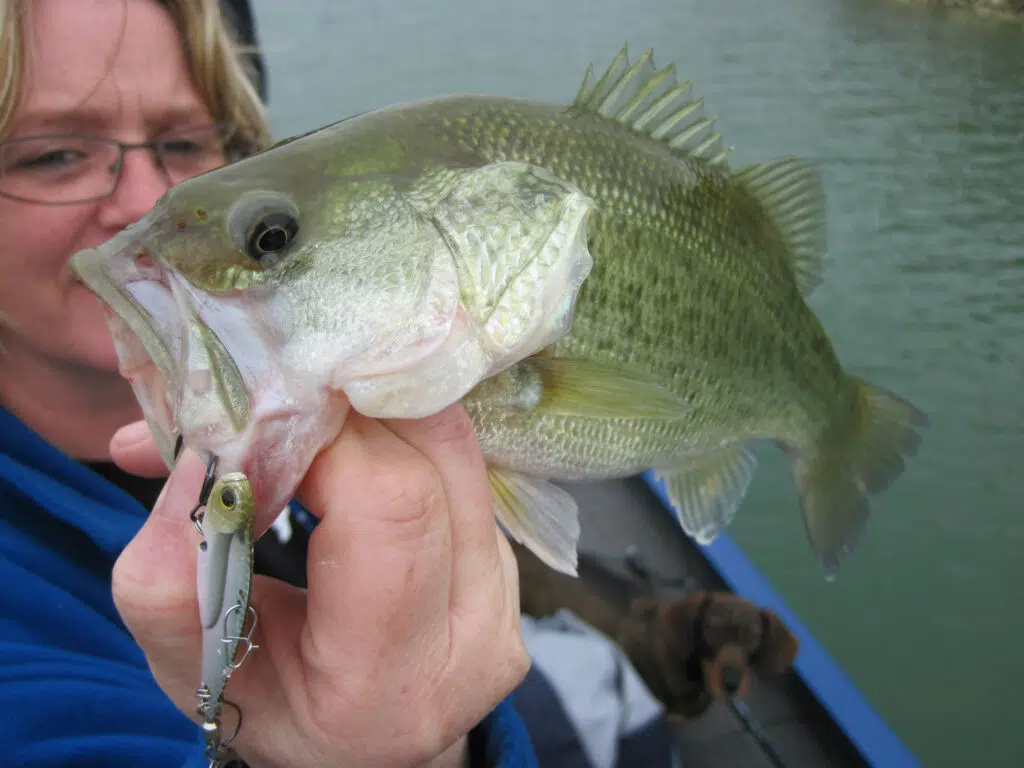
[0,0,219,375]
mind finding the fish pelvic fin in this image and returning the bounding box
[790,378,928,579]
[571,44,730,168]
[732,158,828,295]
[657,442,759,545]
[488,467,581,577]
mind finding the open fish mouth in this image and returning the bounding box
[70,226,252,470]
[104,291,181,467]
[72,228,182,467]
[71,225,348,522]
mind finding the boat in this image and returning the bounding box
[548,473,923,768]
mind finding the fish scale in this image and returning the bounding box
[440,106,827,443]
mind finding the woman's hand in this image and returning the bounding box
[109,404,529,768]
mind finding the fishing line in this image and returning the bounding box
[729,697,788,768]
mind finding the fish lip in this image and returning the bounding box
[70,226,183,463]
[72,226,260,470]
[70,235,176,379]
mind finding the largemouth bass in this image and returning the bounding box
[71,47,927,578]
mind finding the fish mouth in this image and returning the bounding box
[72,224,180,466]
[70,222,250,469]
[71,223,347,523]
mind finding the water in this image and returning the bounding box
[247,0,1023,764]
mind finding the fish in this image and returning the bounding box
[71,45,927,579]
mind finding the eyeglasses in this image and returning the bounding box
[0,124,239,205]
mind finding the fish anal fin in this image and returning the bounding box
[488,467,580,577]
[657,442,759,544]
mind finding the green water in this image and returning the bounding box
[249,0,1023,764]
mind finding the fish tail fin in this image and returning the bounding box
[790,377,928,579]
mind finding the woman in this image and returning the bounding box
[0,1,534,766]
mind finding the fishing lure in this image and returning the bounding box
[192,462,259,767]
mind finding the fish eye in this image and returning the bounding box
[247,212,299,260]
[220,486,237,508]
[227,191,301,268]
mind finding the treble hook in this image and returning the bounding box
[199,695,243,766]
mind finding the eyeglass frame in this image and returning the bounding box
[0,123,255,206]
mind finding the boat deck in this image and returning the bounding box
[565,476,868,768]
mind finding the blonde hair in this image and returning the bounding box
[0,0,271,154]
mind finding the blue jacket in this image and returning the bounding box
[0,406,536,767]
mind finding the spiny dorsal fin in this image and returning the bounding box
[732,158,827,295]
[571,44,731,168]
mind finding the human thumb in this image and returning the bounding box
[110,419,172,479]
[111,449,207,715]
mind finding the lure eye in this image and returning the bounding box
[247,212,298,261]
[220,486,237,509]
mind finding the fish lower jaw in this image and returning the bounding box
[186,387,348,519]
[102,302,159,378]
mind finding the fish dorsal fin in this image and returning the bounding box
[572,44,730,168]
[732,158,827,295]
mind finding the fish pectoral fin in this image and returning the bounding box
[528,356,692,420]
[488,467,581,577]
[731,158,827,295]
[657,442,759,544]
